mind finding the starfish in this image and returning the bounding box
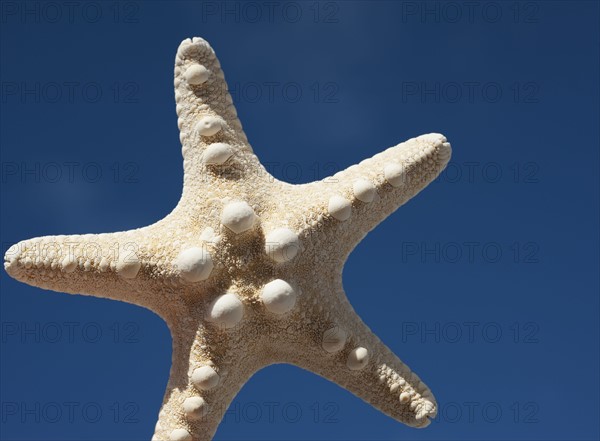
[4,37,452,441]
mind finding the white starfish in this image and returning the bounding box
[4,37,451,441]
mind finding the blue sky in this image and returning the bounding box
[1,1,598,440]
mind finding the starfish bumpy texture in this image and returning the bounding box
[4,38,452,441]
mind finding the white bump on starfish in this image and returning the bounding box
[264,228,299,263]
[61,255,77,273]
[260,279,296,314]
[203,143,233,165]
[347,347,369,370]
[195,116,224,137]
[205,293,244,329]
[328,195,352,221]
[390,383,400,393]
[191,366,220,390]
[174,247,213,282]
[322,326,347,353]
[185,64,209,85]
[399,392,411,403]
[183,396,208,420]
[170,428,193,441]
[352,179,376,203]
[220,201,256,233]
[384,163,406,187]
[98,257,109,272]
[115,254,141,279]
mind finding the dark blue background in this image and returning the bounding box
[1,1,598,440]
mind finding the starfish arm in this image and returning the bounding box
[278,284,437,428]
[175,37,247,148]
[152,324,266,441]
[3,228,178,313]
[173,38,273,201]
[288,134,451,260]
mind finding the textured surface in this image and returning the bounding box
[3,37,452,441]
